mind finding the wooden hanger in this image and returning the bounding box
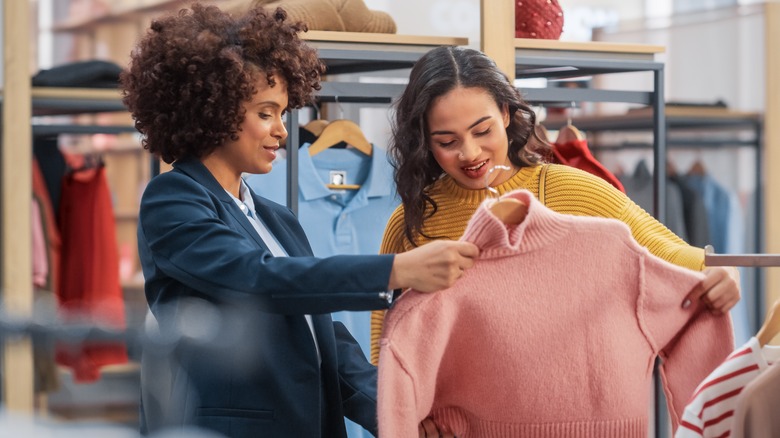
[667,159,678,177]
[535,123,551,143]
[555,102,583,144]
[556,124,584,144]
[490,198,528,225]
[308,119,372,157]
[757,299,780,346]
[688,159,706,176]
[303,119,330,137]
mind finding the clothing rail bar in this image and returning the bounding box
[704,245,780,267]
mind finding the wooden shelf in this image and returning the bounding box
[515,38,666,81]
[303,31,468,47]
[10,87,128,116]
[516,38,665,56]
[300,31,469,75]
[51,0,193,32]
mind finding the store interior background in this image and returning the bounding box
[2,0,778,435]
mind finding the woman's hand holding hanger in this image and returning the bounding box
[684,266,741,315]
[389,240,479,293]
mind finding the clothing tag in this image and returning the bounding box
[329,170,347,186]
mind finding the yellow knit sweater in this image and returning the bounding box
[370,163,705,364]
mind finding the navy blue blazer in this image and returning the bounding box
[137,157,395,437]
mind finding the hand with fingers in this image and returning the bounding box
[418,418,456,438]
[388,240,479,293]
[683,266,741,315]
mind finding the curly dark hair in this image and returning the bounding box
[391,46,550,246]
[120,3,325,163]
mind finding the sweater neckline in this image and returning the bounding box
[461,189,572,258]
[437,166,539,204]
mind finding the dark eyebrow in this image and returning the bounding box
[430,116,492,136]
[253,101,282,108]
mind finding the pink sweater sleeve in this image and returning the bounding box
[637,249,734,432]
[378,342,423,437]
[378,293,456,437]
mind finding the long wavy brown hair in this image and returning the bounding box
[120,3,325,163]
[391,46,550,246]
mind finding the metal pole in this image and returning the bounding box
[652,66,670,438]
[286,109,299,216]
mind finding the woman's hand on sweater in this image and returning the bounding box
[419,418,455,438]
[684,266,741,315]
[388,240,479,293]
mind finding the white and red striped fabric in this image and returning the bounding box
[676,337,780,438]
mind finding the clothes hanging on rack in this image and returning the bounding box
[619,159,689,242]
[32,158,61,298]
[676,337,780,438]
[551,138,626,193]
[378,189,733,437]
[56,165,128,382]
[33,137,67,221]
[32,199,48,289]
[684,171,751,345]
[670,173,711,248]
[31,158,63,393]
[684,173,745,257]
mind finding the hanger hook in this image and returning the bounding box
[566,101,575,126]
[535,104,547,125]
[313,102,321,121]
[484,165,512,198]
[334,95,344,120]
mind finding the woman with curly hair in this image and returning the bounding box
[121,4,477,437]
[369,46,741,363]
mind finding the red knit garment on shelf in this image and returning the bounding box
[515,0,564,39]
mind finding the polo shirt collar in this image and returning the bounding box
[296,142,392,202]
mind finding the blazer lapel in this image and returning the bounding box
[251,194,311,257]
[172,158,269,250]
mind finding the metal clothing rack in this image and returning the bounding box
[704,246,780,267]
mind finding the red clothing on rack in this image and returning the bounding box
[33,159,61,295]
[552,139,626,193]
[57,166,127,382]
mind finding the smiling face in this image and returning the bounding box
[207,74,289,183]
[427,86,515,190]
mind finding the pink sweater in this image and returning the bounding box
[378,189,734,438]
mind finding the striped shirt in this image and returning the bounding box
[676,337,780,437]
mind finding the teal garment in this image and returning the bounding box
[247,144,399,438]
